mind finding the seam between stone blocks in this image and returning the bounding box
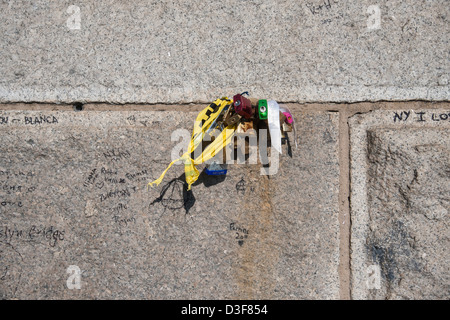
[338,109,351,300]
[1,99,448,106]
[0,100,448,112]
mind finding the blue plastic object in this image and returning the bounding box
[205,162,228,175]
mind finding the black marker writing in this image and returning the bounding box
[103,149,131,162]
[99,188,131,202]
[415,111,426,122]
[393,111,411,122]
[0,116,8,125]
[0,225,65,247]
[24,115,58,125]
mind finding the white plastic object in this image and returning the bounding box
[267,100,282,154]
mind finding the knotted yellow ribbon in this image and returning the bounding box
[148,97,237,190]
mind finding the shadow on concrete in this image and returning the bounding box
[149,168,227,215]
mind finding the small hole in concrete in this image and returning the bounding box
[73,102,84,111]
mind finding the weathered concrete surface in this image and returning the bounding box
[350,109,450,300]
[0,0,448,104]
[0,107,340,299]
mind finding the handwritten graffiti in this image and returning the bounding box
[230,222,249,246]
[393,111,450,123]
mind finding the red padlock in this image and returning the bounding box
[233,94,253,119]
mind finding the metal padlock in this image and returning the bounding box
[258,99,268,120]
[236,120,254,133]
[205,106,228,135]
[281,130,287,144]
[282,122,293,132]
[224,113,242,126]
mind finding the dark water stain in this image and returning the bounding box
[366,220,422,286]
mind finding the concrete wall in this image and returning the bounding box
[1,1,448,103]
[0,0,448,300]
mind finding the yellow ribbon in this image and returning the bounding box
[148,97,237,190]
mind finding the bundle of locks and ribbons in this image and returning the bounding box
[148,92,297,190]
